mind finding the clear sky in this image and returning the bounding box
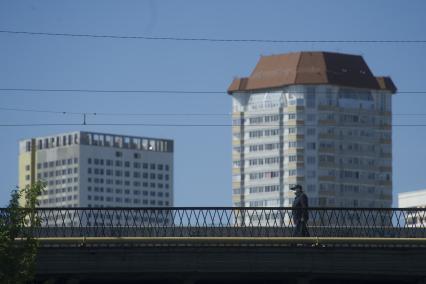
[1,1,426,207]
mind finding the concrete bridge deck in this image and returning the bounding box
[33,237,426,284]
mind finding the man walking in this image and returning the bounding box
[290,184,310,237]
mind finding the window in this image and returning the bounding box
[25,141,31,152]
[116,151,122,157]
[306,90,316,108]
[307,142,316,150]
[288,113,296,120]
[307,114,316,121]
[307,156,316,164]
[307,170,316,178]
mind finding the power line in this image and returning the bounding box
[0,107,230,116]
[0,88,223,94]
[1,106,426,117]
[0,123,424,128]
[0,88,424,95]
[1,30,425,44]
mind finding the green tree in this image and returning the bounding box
[0,181,45,284]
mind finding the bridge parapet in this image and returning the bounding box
[1,207,425,239]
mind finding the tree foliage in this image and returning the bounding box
[0,181,45,284]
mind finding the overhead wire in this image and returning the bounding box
[2,106,426,117]
[0,107,230,117]
[0,88,425,95]
[0,123,424,128]
[1,30,425,44]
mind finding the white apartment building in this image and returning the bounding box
[398,189,426,227]
[19,131,174,209]
[228,51,396,211]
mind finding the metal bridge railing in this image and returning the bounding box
[1,207,425,238]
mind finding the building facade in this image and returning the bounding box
[228,51,396,211]
[398,189,426,227]
[19,131,174,209]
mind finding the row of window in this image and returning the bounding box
[87,168,170,180]
[37,167,78,179]
[87,195,170,206]
[25,134,79,152]
[233,155,307,168]
[83,133,172,153]
[42,186,79,195]
[37,158,79,169]
[87,177,170,189]
[35,177,79,185]
[39,194,79,204]
[88,158,170,171]
[87,187,170,197]
[248,171,281,180]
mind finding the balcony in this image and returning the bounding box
[318,147,335,154]
[319,175,336,182]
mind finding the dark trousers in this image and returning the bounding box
[293,221,310,237]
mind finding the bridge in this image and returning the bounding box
[3,207,426,284]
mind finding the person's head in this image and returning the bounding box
[290,184,303,193]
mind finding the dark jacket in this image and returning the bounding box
[292,191,309,223]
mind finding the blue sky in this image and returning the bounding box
[1,1,426,207]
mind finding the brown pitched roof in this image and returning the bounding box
[228,51,397,94]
